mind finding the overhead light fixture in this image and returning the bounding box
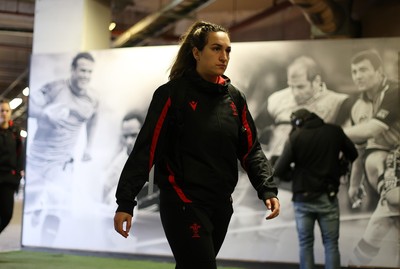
[22,87,29,96]
[20,130,27,138]
[109,22,116,31]
[10,98,22,109]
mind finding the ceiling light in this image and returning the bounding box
[22,87,30,96]
[109,22,116,31]
[10,98,22,109]
[20,130,27,138]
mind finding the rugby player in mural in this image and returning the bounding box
[344,49,399,267]
[102,110,159,212]
[259,55,353,160]
[230,55,355,245]
[25,52,99,246]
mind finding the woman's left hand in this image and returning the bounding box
[265,197,280,220]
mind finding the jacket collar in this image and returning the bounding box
[184,69,231,94]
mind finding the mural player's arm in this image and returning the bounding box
[344,120,386,144]
[347,146,366,203]
[28,83,66,124]
[344,119,384,203]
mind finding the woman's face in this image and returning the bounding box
[193,31,231,83]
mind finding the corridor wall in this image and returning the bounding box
[23,37,399,268]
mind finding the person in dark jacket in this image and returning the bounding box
[113,21,280,269]
[274,108,358,269]
[0,99,24,233]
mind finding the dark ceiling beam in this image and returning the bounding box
[229,1,293,33]
[0,73,26,79]
[111,0,216,48]
[0,42,32,50]
[0,68,28,99]
[0,10,34,17]
[0,27,33,34]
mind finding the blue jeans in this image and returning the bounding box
[293,193,340,269]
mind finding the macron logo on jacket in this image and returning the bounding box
[189,101,198,111]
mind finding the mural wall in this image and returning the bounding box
[22,37,399,268]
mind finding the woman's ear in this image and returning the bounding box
[192,47,199,61]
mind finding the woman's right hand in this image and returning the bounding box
[114,212,133,238]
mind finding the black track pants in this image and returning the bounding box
[159,193,233,269]
[0,183,17,233]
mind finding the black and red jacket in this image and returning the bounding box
[0,121,24,186]
[116,70,277,215]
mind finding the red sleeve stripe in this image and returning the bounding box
[241,104,253,151]
[241,104,253,166]
[167,164,192,203]
[149,97,171,171]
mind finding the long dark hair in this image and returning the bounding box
[169,21,228,81]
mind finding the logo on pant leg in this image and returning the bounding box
[189,101,198,111]
[190,222,201,238]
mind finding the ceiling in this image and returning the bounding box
[0,0,396,130]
